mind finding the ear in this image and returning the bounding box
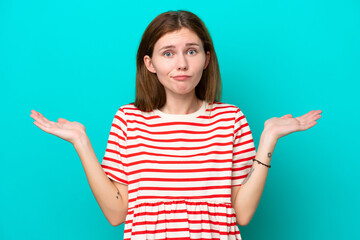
[203,51,210,70]
[144,55,157,73]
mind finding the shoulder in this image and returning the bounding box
[208,101,242,114]
[207,102,252,124]
[116,102,158,120]
[118,102,140,114]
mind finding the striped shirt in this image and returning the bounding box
[101,101,257,240]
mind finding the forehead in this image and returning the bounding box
[154,28,202,49]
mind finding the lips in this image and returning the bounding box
[172,75,191,80]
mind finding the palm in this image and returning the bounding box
[30,110,86,144]
[265,110,322,140]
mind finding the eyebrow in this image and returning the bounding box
[158,43,200,51]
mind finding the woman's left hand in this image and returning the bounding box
[264,110,322,141]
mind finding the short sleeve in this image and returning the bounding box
[232,108,257,186]
[100,108,128,185]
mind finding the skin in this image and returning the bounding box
[231,110,322,225]
[29,110,322,148]
[144,27,210,114]
[29,27,323,227]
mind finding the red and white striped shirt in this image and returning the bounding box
[101,101,257,240]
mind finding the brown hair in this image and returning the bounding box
[134,10,221,112]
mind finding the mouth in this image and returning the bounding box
[172,75,191,80]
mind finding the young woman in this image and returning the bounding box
[30,10,322,240]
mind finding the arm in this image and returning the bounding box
[231,110,322,226]
[231,131,276,226]
[73,135,128,226]
[30,110,128,226]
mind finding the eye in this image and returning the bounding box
[163,51,173,57]
[188,49,197,55]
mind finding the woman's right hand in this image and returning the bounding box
[30,110,86,145]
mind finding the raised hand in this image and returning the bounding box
[264,110,322,140]
[30,110,86,145]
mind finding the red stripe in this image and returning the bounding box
[129,227,237,237]
[128,133,234,143]
[104,150,235,161]
[123,236,239,240]
[132,207,235,218]
[109,131,125,142]
[129,194,232,203]
[125,112,161,120]
[104,171,127,185]
[130,218,237,227]
[127,117,235,128]
[233,147,256,156]
[127,141,232,151]
[133,200,233,208]
[128,125,234,135]
[128,185,231,194]
[130,227,193,235]
[206,105,238,112]
[233,155,255,164]
[232,164,252,171]
[232,172,252,181]
[197,110,237,119]
[103,158,233,168]
[102,156,125,165]
[234,113,245,125]
[126,158,232,167]
[127,176,232,185]
[101,165,127,175]
[121,106,152,113]
[124,237,215,240]
[233,138,254,148]
[234,130,252,140]
[107,139,126,149]
[104,148,126,158]
[115,109,127,126]
[128,167,232,175]
[111,122,127,138]
[234,122,249,135]
[125,238,193,240]
[126,150,233,158]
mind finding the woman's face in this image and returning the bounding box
[144,27,210,99]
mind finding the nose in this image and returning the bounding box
[176,53,188,70]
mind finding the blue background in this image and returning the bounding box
[1,0,359,239]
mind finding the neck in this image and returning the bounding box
[160,94,202,115]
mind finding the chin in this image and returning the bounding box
[173,89,195,95]
[173,85,197,94]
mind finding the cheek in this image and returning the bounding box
[193,57,206,72]
[153,60,173,75]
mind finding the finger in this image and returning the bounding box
[33,119,52,133]
[58,118,70,124]
[280,114,293,119]
[312,110,322,119]
[31,111,54,133]
[304,110,322,123]
[298,110,322,122]
[301,114,322,130]
[30,112,45,126]
[304,121,317,130]
[297,110,317,121]
[32,112,53,128]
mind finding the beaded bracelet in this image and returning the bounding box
[252,158,271,168]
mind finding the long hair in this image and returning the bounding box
[134,10,221,112]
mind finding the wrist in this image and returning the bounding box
[255,130,277,166]
[73,133,90,150]
[261,129,278,144]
